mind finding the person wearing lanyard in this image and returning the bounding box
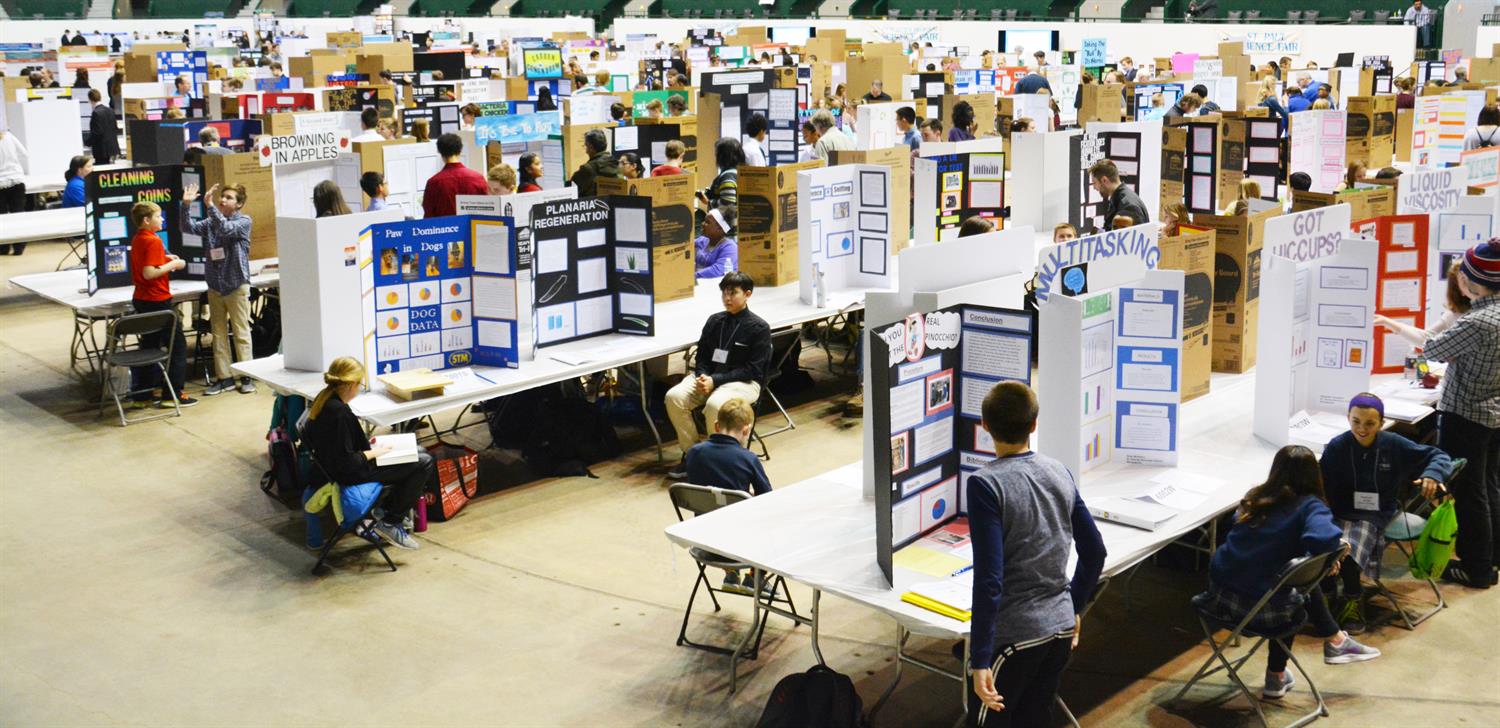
[665,271,771,480]
[1319,393,1452,632]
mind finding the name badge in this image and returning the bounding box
[208,246,225,261]
[711,348,729,364]
[1354,491,1379,511]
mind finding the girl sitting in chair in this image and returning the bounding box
[301,356,434,550]
[1198,445,1381,701]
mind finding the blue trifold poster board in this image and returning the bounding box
[362,215,520,376]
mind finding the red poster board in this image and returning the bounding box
[1353,214,1429,373]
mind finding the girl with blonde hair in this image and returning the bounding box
[301,357,434,550]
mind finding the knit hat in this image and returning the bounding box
[1462,239,1500,287]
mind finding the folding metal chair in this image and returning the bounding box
[1370,457,1464,629]
[304,481,398,576]
[1170,549,1343,728]
[669,484,800,675]
[97,309,182,426]
[745,328,803,459]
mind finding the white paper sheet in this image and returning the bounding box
[890,379,925,432]
[1120,302,1175,339]
[472,275,517,320]
[577,256,607,293]
[576,295,613,334]
[914,416,955,464]
[578,227,607,249]
[615,207,648,243]
[474,224,511,274]
[619,292,652,316]
[1381,277,1422,311]
[1118,411,1171,450]
[961,330,1029,380]
[534,237,569,274]
[477,319,513,347]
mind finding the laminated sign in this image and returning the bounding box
[256,130,352,167]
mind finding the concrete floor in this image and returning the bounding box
[2,239,1498,727]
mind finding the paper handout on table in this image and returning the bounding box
[892,544,971,578]
[1288,409,1348,449]
[371,433,420,467]
[902,572,974,621]
[1087,496,1178,531]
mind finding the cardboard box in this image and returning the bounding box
[596,174,697,302]
[1193,205,1275,373]
[1290,186,1395,220]
[1344,95,1396,169]
[1158,226,1216,401]
[123,52,159,83]
[200,151,278,260]
[1396,108,1413,163]
[1160,124,1186,213]
[845,56,907,109]
[736,159,823,286]
[828,146,912,253]
[326,31,363,50]
[290,51,356,89]
[1079,83,1124,123]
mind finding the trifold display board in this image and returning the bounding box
[796,164,896,305]
[1039,269,1186,479]
[1289,110,1347,194]
[1253,233,1379,447]
[870,303,1035,584]
[85,166,196,294]
[1351,214,1429,374]
[361,215,521,381]
[528,196,656,348]
[1412,93,1482,169]
[698,69,801,166]
[1008,130,1078,233]
[1033,222,1162,303]
[1070,120,1163,234]
[1429,193,1496,323]
[1180,120,1220,214]
[1244,115,1284,200]
[912,137,1005,243]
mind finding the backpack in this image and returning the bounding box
[260,393,311,509]
[484,382,620,478]
[1409,499,1459,579]
[249,290,282,359]
[755,665,869,728]
[1478,128,1500,149]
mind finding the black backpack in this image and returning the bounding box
[484,382,620,478]
[1480,128,1499,149]
[756,665,869,728]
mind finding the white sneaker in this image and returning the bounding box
[374,521,420,550]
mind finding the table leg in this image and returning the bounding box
[868,625,909,721]
[810,589,825,666]
[729,567,764,695]
[637,362,662,461]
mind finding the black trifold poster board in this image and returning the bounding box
[85,165,202,294]
[528,195,656,348]
[870,304,1035,584]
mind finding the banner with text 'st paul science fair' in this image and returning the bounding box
[361,215,520,378]
[869,304,1034,585]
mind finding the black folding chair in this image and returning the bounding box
[669,484,800,678]
[97,309,182,426]
[1170,549,1343,728]
[305,458,399,576]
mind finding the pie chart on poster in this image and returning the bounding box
[450,282,463,296]
[386,317,398,330]
[386,291,399,304]
[418,287,432,301]
[451,308,464,322]
[931,498,947,520]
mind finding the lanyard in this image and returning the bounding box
[1350,446,1380,493]
[718,317,741,351]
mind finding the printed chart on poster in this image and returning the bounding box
[1038,269,1185,481]
[362,215,521,379]
[796,164,895,305]
[912,138,1005,243]
[1289,110,1347,193]
[527,196,656,348]
[1430,193,1496,321]
[1352,215,1429,373]
[869,304,1035,584]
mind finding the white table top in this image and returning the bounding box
[0,207,85,245]
[665,371,1283,640]
[7,259,281,313]
[21,175,64,196]
[234,279,876,428]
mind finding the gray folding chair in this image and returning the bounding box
[1370,457,1464,629]
[669,484,800,675]
[97,309,183,426]
[1170,549,1343,728]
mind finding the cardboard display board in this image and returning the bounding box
[1034,222,1162,304]
[1193,202,1279,373]
[913,137,1006,243]
[528,196,656,348]
[278,208,407,372]
[737,159,824,287]
[796,164,896,305]
[1158,226,1216,402]
[1289,109,1347,193]
[1291,186,1395,222]
[200,151,277,261]
[595,175,697,302]
[1345,95,1396,169]
[362,215,521,381]
[828,147,912,254]
[869,303,1035,583]
[1079,83,1125,124]
[1253,238,1379,447]
[85,166,192,294]
[1038,269,1186,479]
[1351,214,1430,374]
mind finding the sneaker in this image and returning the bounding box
[744,570,776,598]
[238,378,257,394]
[1442,562,1494,589]
[1337,598,1367,635]
[844,391,865,417]
[203,379,234,396]
[128,399,154,410]
[158,395,198,409]
[1324,634,1381,664]
[1262,671,1296,699]
[721,571,753,596]
[666,459,689,481]
[373,521,420,550]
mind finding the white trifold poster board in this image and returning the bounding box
[797,164,896,305]
[273,153,362,219]
[1033,222,1162,303]
[861,227,1036,499]
[1397,166,1467,216]
[1430,192,1498,322]
[4,99,82,177]
[1253,236,1379,447]
[277,208,408,372]
[1289,109,1347,193]
[1038,269,1186,479]
[1080,120,1163,231]
[1009,130,1079,233]
[1004,92,1055,130]
[854,102,902,150]
[379,141,486,219]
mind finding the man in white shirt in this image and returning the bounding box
[1405,0,1437,48]
[743,113,769,167]
[352,107,384,142]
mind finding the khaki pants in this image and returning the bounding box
[664,377,760,455]
[207,284,252,382]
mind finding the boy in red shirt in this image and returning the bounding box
[128,201,197,407]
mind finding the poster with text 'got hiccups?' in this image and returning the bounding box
[364,215,520,377]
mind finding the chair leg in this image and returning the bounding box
[1281,643,1330,728]
[1057,695,1081,728]
[677,565,742,656]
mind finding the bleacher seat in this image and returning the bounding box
[1246,8,1260,17]
[1303,9,1318,22]
[1227,9,1242,19]
[1349,9,1365,20]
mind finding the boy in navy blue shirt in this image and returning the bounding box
[968,381,1106,726]
[684,398,771,594]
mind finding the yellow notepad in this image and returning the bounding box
[892,545,970,578]
[901,592,972,622]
